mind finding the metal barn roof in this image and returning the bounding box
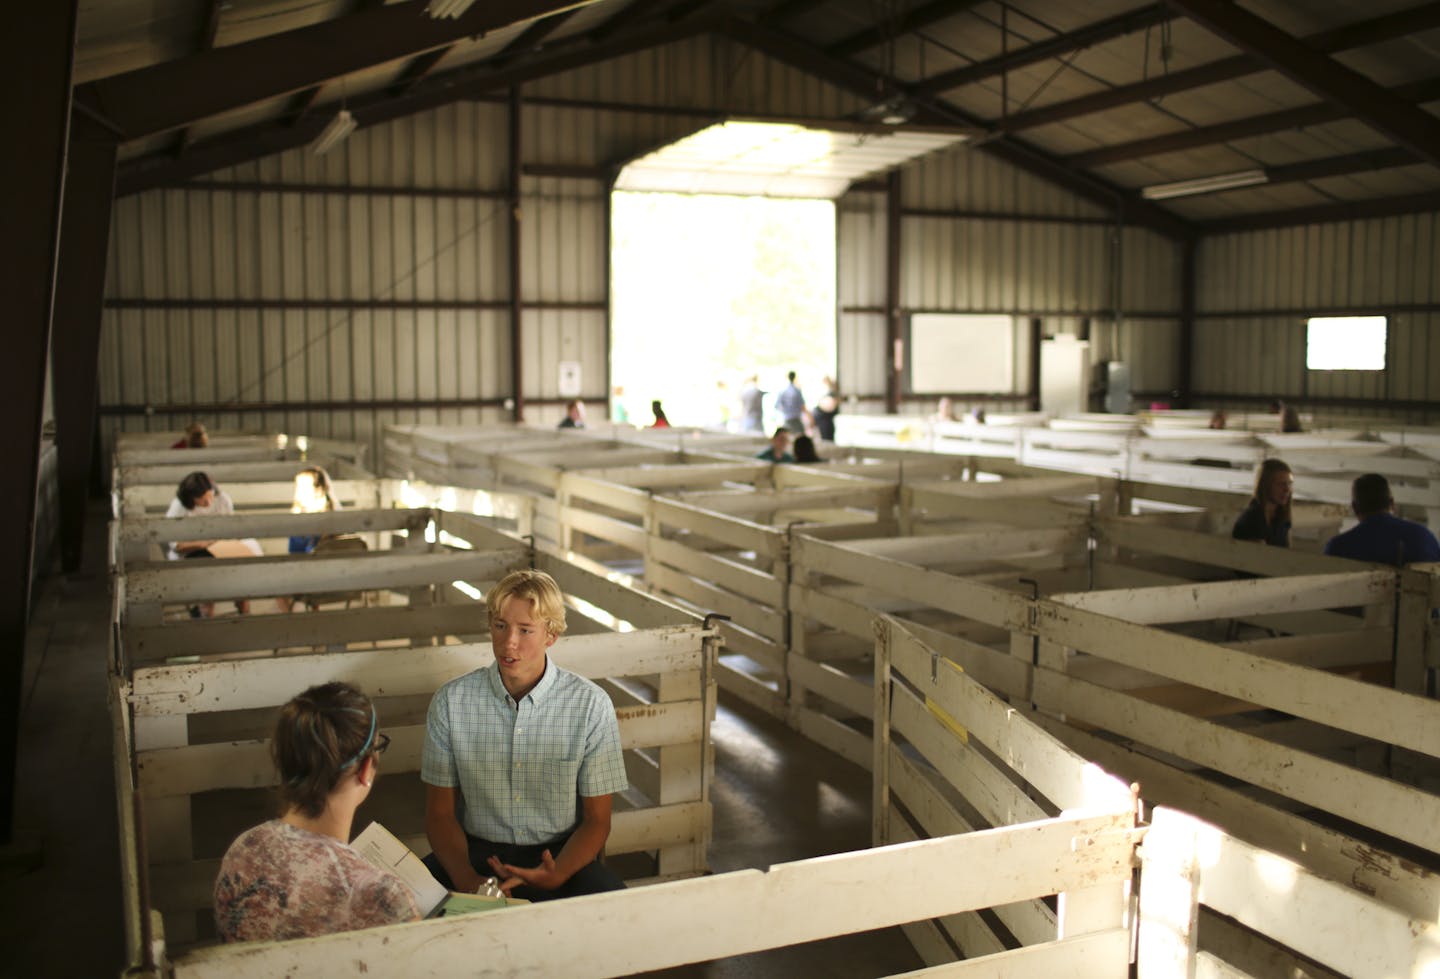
[71,0,1440,234]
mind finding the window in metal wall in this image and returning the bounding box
[1306,315,1386,371]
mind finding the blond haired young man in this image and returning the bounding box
[421,570,628,900]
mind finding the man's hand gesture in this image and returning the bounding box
[488,849,563,895]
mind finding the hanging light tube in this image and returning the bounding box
[1140,168,1268,200]
[426,0,477,18]
[311,109,357,156]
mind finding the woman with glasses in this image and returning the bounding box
[214,682,418,942]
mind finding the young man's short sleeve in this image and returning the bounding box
[576,691,628,798]
[420,687,459,788]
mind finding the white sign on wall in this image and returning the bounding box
[558,361,583,398]
[908,313,1014,393]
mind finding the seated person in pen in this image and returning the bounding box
[276,466,343,613]
[1232,458,1293,548]
[1324,473,1440,565]
[288,465,341,554]
[421,569,628,900]
[166,471,257,615]
[214,682,418,942]
[756,427,794,463]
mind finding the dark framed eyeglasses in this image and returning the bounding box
[373,732,391,756]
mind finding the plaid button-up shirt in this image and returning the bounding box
[421,660,628,845]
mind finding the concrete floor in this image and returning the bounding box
[0,502,922,977]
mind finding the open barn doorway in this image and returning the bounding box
[609,191,836,431]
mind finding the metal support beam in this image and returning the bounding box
[74,0,601,139]
[1264,147,1419,187]
[1066,75,1440,169]
[509,86,525,423]
[1178,238,1195,409]
[992,2,1440,135]
[589,0,663,42]
[197,0,226,50]
[717,17,1193,241]
[390,48,453,98]
[1170,0,1440,167]
[758,0,834,26]
[0,0,77,847]
[914,3,1172,96]
[1199,190,1440,235]
[1028,317,1043,411]
[115,14,713,196]
[51,115,118,574]
[885,171,902,414]
[827,0,987,58]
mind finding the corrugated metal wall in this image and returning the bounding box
[98,36,883,462]
[1195,212,1440,423]
[101,98,522,462]
[100,33,1191,459]
[836,145,1184,415]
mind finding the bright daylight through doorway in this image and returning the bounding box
[609,192,836,430]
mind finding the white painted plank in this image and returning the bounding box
[891,689,1048,828]
[1026,708,1440,924]
[1050,571,1392,624]
[138,702,703,799]
[648,536,786,607]
[562,506,647,553]
[1150,808,1440,979]
[1035,600,1440,758]
[125,507,426,544]
[126,603,486,662]
[891,929,1130,978]
[792,707,872,770]
[124,549,526,604]
[559,473,651,517]
[793,537,1030,631]
[1096,518,1367,576]
[646,564,785,640]
[887,620,1131,813]
[787,654,870,718]
[650,497,784,558]
[131,627,708,715]
[532,550,696,631]
[1036,670,1440,854]
[887,747,1059,947]
[170,811,1138,979]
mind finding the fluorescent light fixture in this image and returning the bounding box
[1140,168,1268,200]
[311,109,356,156]
[614,120,967,199]
[427,0,476,18]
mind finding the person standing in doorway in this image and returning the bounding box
[776,371,808,435]
[811,376,839,442]
[739,375,765,433]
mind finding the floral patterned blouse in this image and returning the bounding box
[214,820,421,942]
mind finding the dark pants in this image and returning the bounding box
[422,833,626,903]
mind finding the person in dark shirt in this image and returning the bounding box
[1232,458,1293,548]
[1324,473,1440,565]
[756,428,793,463]
[792,435,821,463]
[811,377,839,442]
